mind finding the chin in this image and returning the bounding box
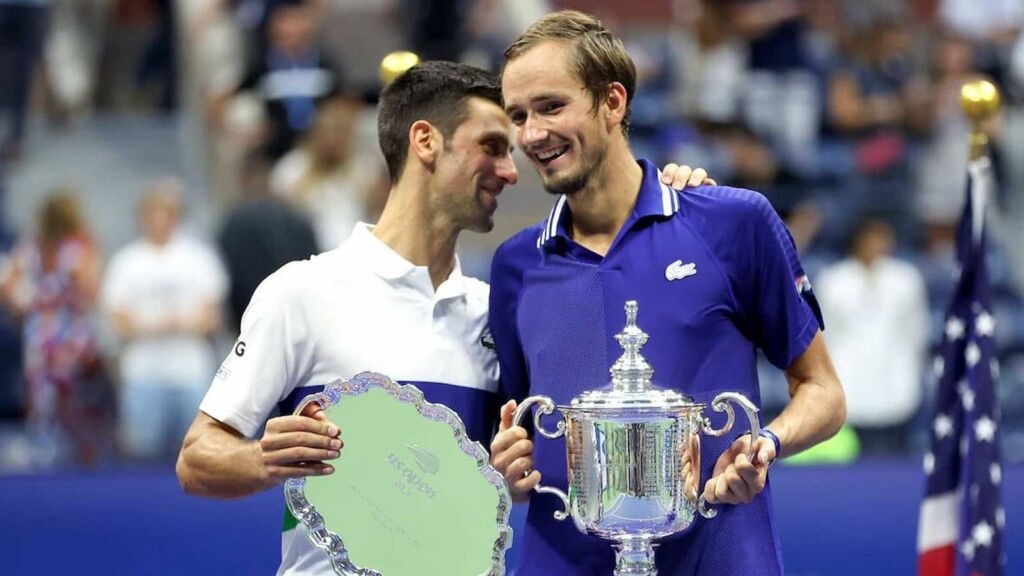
[465,213,495,234]
[469,221,495,234]
[543,170,590,196]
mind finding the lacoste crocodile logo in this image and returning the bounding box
[665,260,697,281]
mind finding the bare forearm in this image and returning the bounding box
[768,331,846,458]
[176,417,271,499]
[767,377,845,458]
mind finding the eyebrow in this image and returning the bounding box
[504,93,568,114]
[481,131,514,153]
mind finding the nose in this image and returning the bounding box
[520,114,547,151]
[498,153,518,186]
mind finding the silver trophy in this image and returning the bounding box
[512,301,761,576]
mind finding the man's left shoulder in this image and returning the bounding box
[670,185,782,248]
[677,184,777,223]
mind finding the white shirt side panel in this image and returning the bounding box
[200,261,311,437]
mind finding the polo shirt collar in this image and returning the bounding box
[536,158,681,250]
[349,222,468,298]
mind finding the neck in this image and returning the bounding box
[373,177,458,289]
[564,143,642,255]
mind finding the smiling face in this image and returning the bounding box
[431,97,518,233]
[502,40,611,197]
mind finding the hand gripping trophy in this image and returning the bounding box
[512,301,762,576]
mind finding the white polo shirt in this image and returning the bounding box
[199,223,499,576]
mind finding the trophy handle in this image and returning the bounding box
[510,396,571,521]
[511,395,565,439]
[697,392,761,519]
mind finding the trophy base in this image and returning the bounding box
[613,536,657,576]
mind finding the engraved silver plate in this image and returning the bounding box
[284,371,513,575]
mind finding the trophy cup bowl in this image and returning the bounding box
[512,301,761,576]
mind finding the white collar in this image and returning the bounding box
[347,222,467,299]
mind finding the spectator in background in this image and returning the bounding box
[219,152,318,330]
[403,0,465,62]
[0,189,109,466]
[816,215,928,457]
[916,33,986,227]
[939,0,1023,87]
[732,0,821,178]
[0,0,50,161]
[827,20,930,179]
[219,0,344,160]
[269,97,387,250]
[667,0,779,189]
[101,180,227,461]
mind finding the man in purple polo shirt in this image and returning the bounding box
[488,10,847,575]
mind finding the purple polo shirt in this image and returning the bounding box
[488,158,823,575]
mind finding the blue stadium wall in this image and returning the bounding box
[1,463,1021,575]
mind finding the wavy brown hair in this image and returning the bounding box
[502,10,636,135]
[37,188,89,268]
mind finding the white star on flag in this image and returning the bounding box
[945,316,965,340]
[958,380,976,411]
[975,311,995,337]
[962,539,976,561]
[972,520,995,548]
[934,414,954,439]
[965,342,981,367]
[990,463,1001,485]
[923,452,934,475]
[975,416,996,442]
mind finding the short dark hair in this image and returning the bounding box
[502,10,636,135]
[377,61,502,181]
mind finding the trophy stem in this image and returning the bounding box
[613,536,658,576]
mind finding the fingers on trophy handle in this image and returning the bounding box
[697,392,762,519]
[509,396,571,521]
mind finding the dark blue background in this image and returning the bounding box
[1,463,1020,575]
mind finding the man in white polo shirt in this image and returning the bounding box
[176,60,709,575]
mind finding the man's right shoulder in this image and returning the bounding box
[251,255,325,302]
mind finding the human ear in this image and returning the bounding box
[603,82,628,130]
[409,120,440,165]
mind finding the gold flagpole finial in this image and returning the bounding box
[379,51,420,87]
[961,79,1000,160]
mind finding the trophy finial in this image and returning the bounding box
[611,301,654,392]
[625,300,638,326]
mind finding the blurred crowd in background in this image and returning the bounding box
[0,0,1023,472]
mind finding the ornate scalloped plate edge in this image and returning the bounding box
[284,371,513,575]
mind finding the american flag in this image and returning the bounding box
[917,157,1005,576]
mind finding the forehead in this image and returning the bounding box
[501,41,582,104]
[451,97,513,138]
